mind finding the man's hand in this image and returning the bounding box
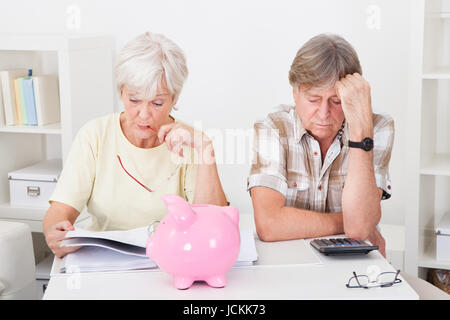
[367,228,386,258]
[335,73,373,140]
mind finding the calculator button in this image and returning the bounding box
[314,240,325,246]
[332,240,342,245]
[319,240,329,246]
[341,239,350,245]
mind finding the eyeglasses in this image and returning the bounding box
[346,269,402,289]
[117,154,181,193]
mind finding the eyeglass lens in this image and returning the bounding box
[348,271,399,288]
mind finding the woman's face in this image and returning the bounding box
[120,85,174,144]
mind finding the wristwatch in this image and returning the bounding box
[348,137,374,151]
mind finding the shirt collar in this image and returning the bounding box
[294,110,308,143]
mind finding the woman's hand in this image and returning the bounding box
[44,220,81,258]
[157,122,214,164]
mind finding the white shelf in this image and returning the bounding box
[405,0,450,277]
[0,202,90,232]
[0,202,48,221]
[0,34,113,277]
[420,154,450,176]
[0,202,47,232]
[0,123,61,135]
[422,66,450,79]
[419,237,450,270]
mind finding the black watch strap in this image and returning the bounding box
[348,137,374,151]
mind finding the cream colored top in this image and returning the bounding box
[50,113,197,231]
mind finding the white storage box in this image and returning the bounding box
[436,212,450,261]
[8,159,62,208]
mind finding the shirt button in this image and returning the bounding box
[318,185,322,191]
[313,151,318,156]
[387,185,391,190]
[293,183,297,188]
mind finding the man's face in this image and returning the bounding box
[293,85,345,142]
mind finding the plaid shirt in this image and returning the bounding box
[247,105,394,213]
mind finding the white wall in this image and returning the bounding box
[0,0,413,225]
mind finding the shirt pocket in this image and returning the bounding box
[327,174,346,212]
[285,178,310,209]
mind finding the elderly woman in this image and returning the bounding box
[43,32,228,258]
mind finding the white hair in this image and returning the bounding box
[115,32,188,108]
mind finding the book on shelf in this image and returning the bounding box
[22,78,38,126]
[33,75,60,126]
[57,227,258,274]
[13,78,22,124]
[0,79,4,125]
[0,69,29,125]
[0,69,60,127]
[16,77,29,125]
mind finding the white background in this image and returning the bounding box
[0,0,414,226]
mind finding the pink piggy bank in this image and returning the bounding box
[146,194,240,290]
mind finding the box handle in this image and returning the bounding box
[27,186,40,197]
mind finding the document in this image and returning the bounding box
[61,246,157,273]
[64,226,149,248]
[59,227,258,273]
[235,229,258,267]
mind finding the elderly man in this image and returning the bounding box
[247,34,394,256]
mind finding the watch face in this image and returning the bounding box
[362,138,374,151]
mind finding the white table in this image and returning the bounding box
[43,214,418,300]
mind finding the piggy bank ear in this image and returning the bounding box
[222,206,239,226]
[161,194,196,230]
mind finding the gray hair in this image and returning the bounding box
[289,34,362,91]
[115,32,188,108]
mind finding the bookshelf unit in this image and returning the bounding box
[0,34,115,233]
[405,0,450,278]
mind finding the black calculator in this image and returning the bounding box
[310,238,378,255]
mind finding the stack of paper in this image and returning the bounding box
[60,227,258,273]
[235,229,258,266]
